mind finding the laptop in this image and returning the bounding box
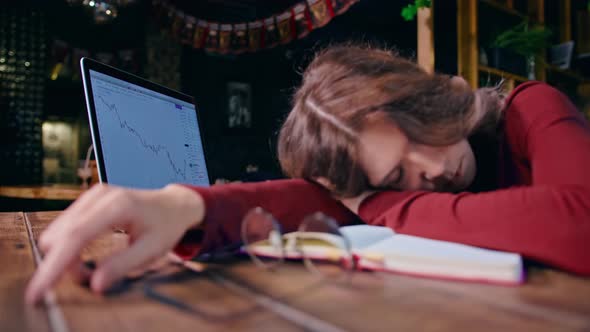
[80,57,211,189]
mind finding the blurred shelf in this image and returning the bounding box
[545,64,590,82]
[0,184,85,200]
[478,65,529,82]
[578,85,590,103]
[480,0,527,19]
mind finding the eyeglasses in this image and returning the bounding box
[241,207,356,281]
[138,208,356,326]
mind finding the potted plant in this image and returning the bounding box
[400,0,431,21]
[487,21,552,79]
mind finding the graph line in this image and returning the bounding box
[98,95,190,181]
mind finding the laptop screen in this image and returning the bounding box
[87,69,210,189]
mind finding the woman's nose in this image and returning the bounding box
[421,160,447,182]
[406,148,448,182]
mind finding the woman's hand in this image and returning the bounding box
[25,183,205,305]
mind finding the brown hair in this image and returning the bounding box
[278,44,503,197]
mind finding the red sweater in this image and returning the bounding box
[176,82,590,275]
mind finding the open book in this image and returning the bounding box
[247,225,524,285]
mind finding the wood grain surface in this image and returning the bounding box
[0,212,51,332]
[2,211,590,332]
[219,250,590,331]
[24,211,303,332]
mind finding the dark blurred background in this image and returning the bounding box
[0,0,588,211]
[0,0,421,187]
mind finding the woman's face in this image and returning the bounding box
[357,118,476,192]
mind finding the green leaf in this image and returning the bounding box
[401,5,417,21]
[490,21,552,56]
[401,0,431,21]
[415,0,432,8]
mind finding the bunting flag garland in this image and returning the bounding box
[277,10,295,44]
[248,21,263,52]
[205,22,220,51]
[219,24,233,53]
[263,16,280,49]
[152,0,358,54]
[307,0,334,28]
[293,3,313,39]
[193,20,208,49]
[231,23,248,53]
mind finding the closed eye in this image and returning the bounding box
[374,167,404,190]
[389,167,404,187]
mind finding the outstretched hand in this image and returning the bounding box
[25,183,205,305]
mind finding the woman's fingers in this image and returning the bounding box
[39,184,111,252]
[90,233,165,293]
[25,189,137,305]
[26,232,89,304]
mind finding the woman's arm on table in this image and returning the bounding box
[176,179,358,258]
[25,179,356,304]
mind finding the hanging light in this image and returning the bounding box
[66,0,136,23]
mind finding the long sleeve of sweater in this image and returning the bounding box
[174,179,357,258]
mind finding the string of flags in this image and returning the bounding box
[152,0,360,54]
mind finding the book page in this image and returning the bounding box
[339,225,395,250]
[281,232,348,260]
[283,232,346,250]
[361,235,521,268]
[250,225,395,260]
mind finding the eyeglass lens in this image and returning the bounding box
[241,207,285,269]
[297,212,355,281]
[241,208,355,281]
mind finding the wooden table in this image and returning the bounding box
[2,211,590,332]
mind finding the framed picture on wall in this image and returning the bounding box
[226,81,252,130]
